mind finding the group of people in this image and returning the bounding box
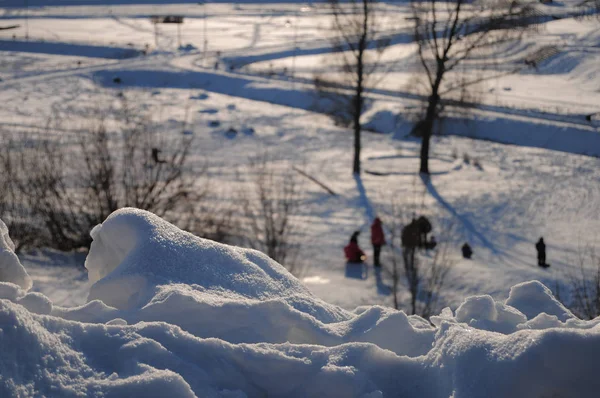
[344,217,386,267]
[343,217,550,268]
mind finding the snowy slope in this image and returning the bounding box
[1,1,600,315]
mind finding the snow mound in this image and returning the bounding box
[455,294,527,334]
[506,280,575,322]
[0,219,32,290]
[83,209,436,354]
[86,208,324,309]
[2,289,600,397]
[3,209,600,397]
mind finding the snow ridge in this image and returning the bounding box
[0,209,599,397]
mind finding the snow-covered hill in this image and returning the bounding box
[1,1,599,320]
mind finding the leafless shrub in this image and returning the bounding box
[418,239,454,319]
[564,246,600,320]
[239,154,304,275]
[0,98,223,251]
[380,195,455,317]
[185,190,240,245]
[0,140,48,251]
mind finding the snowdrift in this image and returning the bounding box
[1,209,600,397]
[0,219,32,291]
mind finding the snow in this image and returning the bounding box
[506,280,575,322]
[1,1,599,315]
[0,219,32,290]
[2,210,600,397]
[1,2,600,394]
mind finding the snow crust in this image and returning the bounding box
[2,209,600,397]
[0,219,32,290]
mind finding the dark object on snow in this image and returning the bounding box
[461,243,473,259]
[151,148,166,164]
[371,217,385,267]
[0,25,19,31]
[536,237,548,268]
[113,77,122,84]
[401,221,420,249]
[425,235,437,251]
[208,120,221,128]
[292,166,337,196]
[416,216,432,247]
[402,216,433,249]
[225,128,238,138]
[344,231,366,263]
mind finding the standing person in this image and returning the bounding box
[461,243,473,259]
[370,217,385,267]
[344,231,366,263]
[536,237,547,267]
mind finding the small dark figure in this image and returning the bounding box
[370,217,385,267]
[426,235,437,251]
[151,148,166,164]
[461,243,473,259]
[344,231,366,263]
[536,237,549,268]
[416,216,432,248]
[401,219,419,249]
[113,77,122,84]
[214,51,222,70]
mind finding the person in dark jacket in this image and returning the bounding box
[536,237,547,267]
[370,217,385,267]
[461,243,473,259]
[151,148,166,164]
[344,231,366,263]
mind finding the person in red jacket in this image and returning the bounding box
[344,231,366,263]
[370,217,385,267]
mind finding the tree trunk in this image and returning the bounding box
[352,0,368,176]
[353,104,361,175]
[419,122,432,175]
[419,82,441,174]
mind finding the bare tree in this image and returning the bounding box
[240,154,304,275]
[316,0,389,175]
[411,0,535,174]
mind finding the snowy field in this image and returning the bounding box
[1,1,600,394]
[1,0,599,310]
